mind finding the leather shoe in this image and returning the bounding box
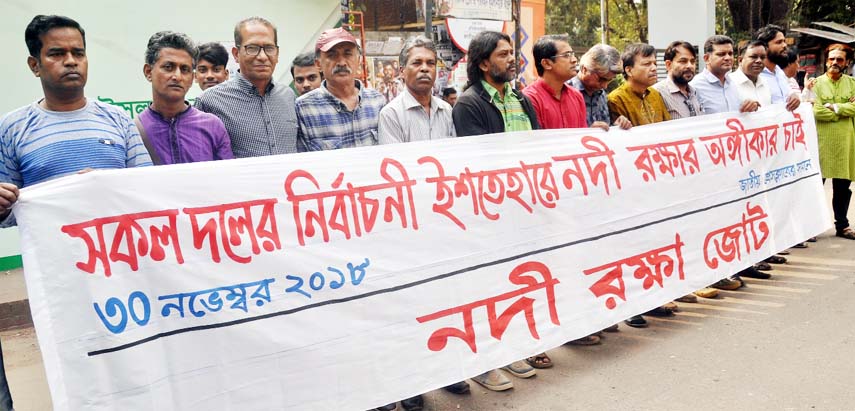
[443,381,470,395]
[401,395,423,411]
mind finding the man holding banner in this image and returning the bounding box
[0,14,154,410]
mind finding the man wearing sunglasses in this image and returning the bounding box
[196,17,298,158]
[568,44,632,131]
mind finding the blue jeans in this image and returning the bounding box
[0,338,12,411]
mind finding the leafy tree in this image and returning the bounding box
[545,0,648,49]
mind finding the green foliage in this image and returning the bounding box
[545,0,648,49]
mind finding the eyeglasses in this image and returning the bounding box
[243,45,279,57]
[551,51,576,60]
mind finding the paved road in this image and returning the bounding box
[3,193,855,410]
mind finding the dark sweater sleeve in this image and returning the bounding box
[452,94,491,137]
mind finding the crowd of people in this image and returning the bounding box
[0,13,853,411]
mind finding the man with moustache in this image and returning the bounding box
[137,31,233,165]
[450,30,540,392]
[731,41,772,109]
[755,24,800,111]
[0,16,154,409]
[195,42,230,91]
[290,51,323,96]
[452,30,539,137]
[607,43,670,126]
[814,44,855,240]
[295,28,385,151]
[653,41,704,119]
[196,17,298,157]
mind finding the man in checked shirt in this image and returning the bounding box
[295,28,386,152]
[195,17,298,157]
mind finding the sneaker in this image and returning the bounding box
[711,277,742,290]
[401,395,423,411]
[676,294,698,303]
[740,266,771,279]
[693,287,719,298]
[471,369,513,391]
[624,315,647,328]
[566,334,601,346]
[502,360,536,378]
[443,381,470,395]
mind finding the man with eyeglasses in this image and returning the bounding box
[569,44,632,131]
[295,28,385,151]
[195,17,298,158]
[522,34,586,130]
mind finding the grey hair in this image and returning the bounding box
[399,35,437,67]
[144,31,198,67]
[580,43,622,75]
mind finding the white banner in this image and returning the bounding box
[438,0,513,21]
[16,105,829,410]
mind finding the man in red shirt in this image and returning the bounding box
[523,34,587,129]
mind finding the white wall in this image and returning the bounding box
[0,0,341,114]
[648,0,716,50]
[0,0,341,258]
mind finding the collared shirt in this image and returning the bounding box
[0,99,152,227]
[607,82,671,126]
[295,80,386,151]
[522,78,587,129]
[730,69,772,106]
[689,69,742,114]
[481,80,532,132]
[653,77,705,119]
[760,64,794,104]
[568,76,610,126]
[378,88,455,144]
[194,72,298,158]
[138,105,234,165]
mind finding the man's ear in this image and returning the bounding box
[232,46,239,61]
[664,60,672,71]
[143,64,152,82]
[27,56,40,78]
[541,58,553,73]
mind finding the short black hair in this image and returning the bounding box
[532,34,571,77]
[663,41,696,62]
[621,43,655,74]
[781,47,799,68]
[754,24,784,48]
[465,30,511,87]
[25,15,86,59]
[739,40,766,57]
[703,35,733,54]
[290,51,316,77]
[442,87,457,97]
[145,31,198,66]
[198,42,229,67]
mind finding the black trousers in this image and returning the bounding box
[825,178,852,231]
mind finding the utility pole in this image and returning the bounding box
[601,0,609,44]
[424,0,433,39]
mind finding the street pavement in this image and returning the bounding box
[3,187,855,411]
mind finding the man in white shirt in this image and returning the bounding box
[378,36,454,143]
[731,40,771,107]
[754,24,800,111]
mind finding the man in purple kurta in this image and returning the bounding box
[137,31,233,164]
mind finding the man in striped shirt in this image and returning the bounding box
[0,15,152,409]
[295,28,386,152]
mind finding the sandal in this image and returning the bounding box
[836,227,855,240]
[526,353,554,369]
[566,335,601,346]
[754,261,773,271]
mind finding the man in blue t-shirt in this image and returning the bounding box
[0,15,153,409]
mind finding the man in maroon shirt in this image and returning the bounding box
[523,34,587,129]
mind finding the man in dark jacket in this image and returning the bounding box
[452,31,540,136]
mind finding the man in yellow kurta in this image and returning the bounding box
[814,44,855,239]
[608,43,671,126]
